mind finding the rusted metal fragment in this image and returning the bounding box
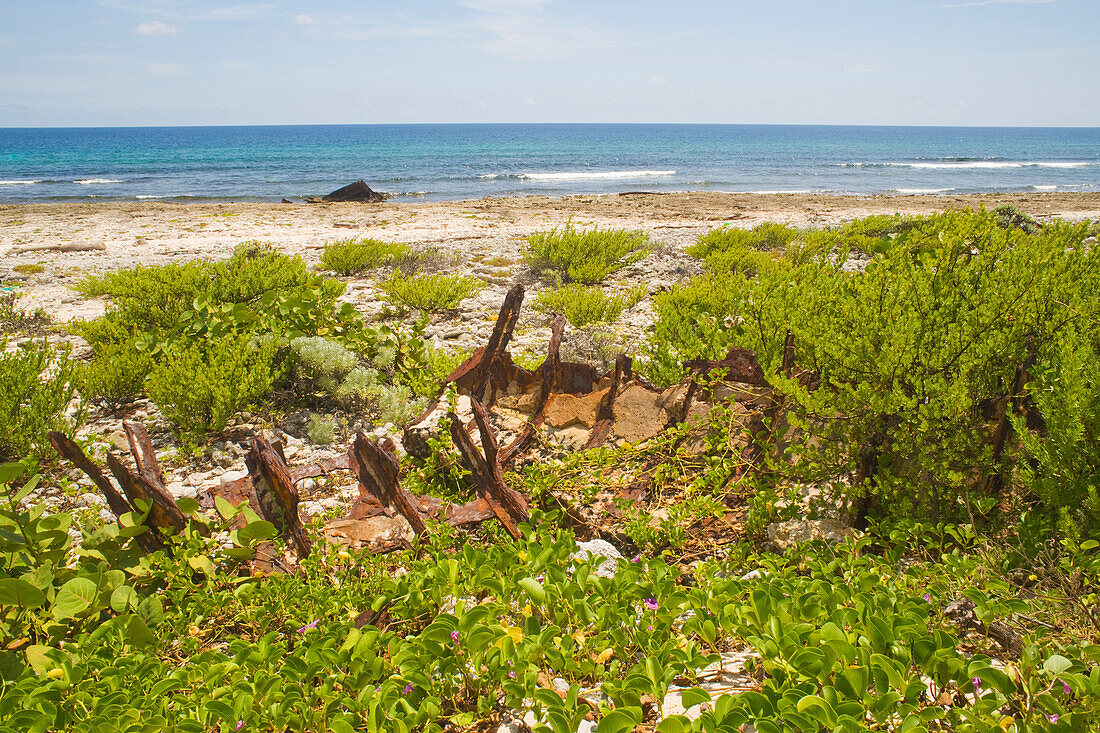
[246,437,312,557]
[48,432,131,518]
[684,346,769,387]
[324,515,414,554]
[205,453,349,511]
[500,315,566,466]
[586,355,630,449]
[105,453,187,537]
[348,432,428,535]
[123,421,166,488]
[465,283,525,404]
[47,431,164,553]
[449,399,529,539]
[445,497,498,525]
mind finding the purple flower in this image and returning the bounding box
[297,620,318,633]
[1049,714,1059,723]
[923,593,931,602]
[631,555,641,563]
[644,598,659,611]
[236,722,244,732]
[646,625,653,631]
[374,686,381,693]
[451,630,460,642]
[403,683,414,696]
[536,574,545,583]
[1063,681,1071,695]
[972,677,982,692]
[507,671,516,679]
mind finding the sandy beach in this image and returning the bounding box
[3,191,1099,323]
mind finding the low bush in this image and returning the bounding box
[11,263,44,276]
[0,340,83,460]
[644,210,1100,527]
[319,238,414,275]
[531,283,646,327]
[80,338,155,408]
[378,271,484,313]
[146,333,277,448]
[0,291,51,336]
[522,223,650,284]
[305,413,336,445]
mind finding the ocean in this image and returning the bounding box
[1,124,1098,204]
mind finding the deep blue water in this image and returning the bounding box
[1,124,1098,203]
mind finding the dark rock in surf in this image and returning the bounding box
[321,180,385,203]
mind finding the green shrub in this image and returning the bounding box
[1014,328,1100,536]
[378,272,484,313]
[0,292,50,336]
[80,339,155,408]
[687,222,801,275]
[73,246,346,347]
[522,223,650,284]
[0,340,84,460]
[11,263,44,276]
[532,283,646,328]
[146,333,277,448]
[644,210,1100,525]
[319,238,414,275]
[290,336,359,393]
[305,413,336,445]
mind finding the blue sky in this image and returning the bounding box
[1,0,1096,126]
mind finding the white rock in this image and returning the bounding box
[571,539,624,579]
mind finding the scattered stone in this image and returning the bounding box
[571,539,624,579]
[765,518,859,552]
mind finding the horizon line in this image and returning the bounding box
[3,122,1100,130]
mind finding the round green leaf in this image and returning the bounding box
[518,577,547,605]
[54,577,98,620]
[0,578,47,608]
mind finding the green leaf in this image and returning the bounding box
[595,708,642,733]
[237,519,277,546]
[656,715,691,733]
[138,595,164,626]
[0,462,27,485]
[0,577,47,608]
[123,614,156,648]
[53,577,99,620]
[187,555,215,577]
[23,645,52,675]
[176,497,201,515]
[111,585,138,613]
[679,686,712,709]
[518,577,547,605]
[1043,654,1072,675]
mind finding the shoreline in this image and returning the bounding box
[4,191,1099,330]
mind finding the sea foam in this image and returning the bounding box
[518,170,675,181]
[75,178,123,184]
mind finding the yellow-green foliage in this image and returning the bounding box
[645,210,1100,526]
[319,238,414,275]
[80,339,155,408]
[687,222,799,274]
[0,341,83,460]
[146,333,277,448]
[532,283,646,328]
[12,264,44,276]
[522,223,650,284]
[378,271,484,313]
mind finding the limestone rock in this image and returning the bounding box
[571,539,623,579]
[765,518,859,552]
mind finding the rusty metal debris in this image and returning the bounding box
[51,286,785,568]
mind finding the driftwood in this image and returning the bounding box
[7,242,107,255]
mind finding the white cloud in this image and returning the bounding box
[294,14,315,26]
[136,20,179,35]
[145,62,184,75]
[458,0,553,12]
[648,75,668,85]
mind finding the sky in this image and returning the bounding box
[0,0,1097,127]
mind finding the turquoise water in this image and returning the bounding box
[1,124,1098,203]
